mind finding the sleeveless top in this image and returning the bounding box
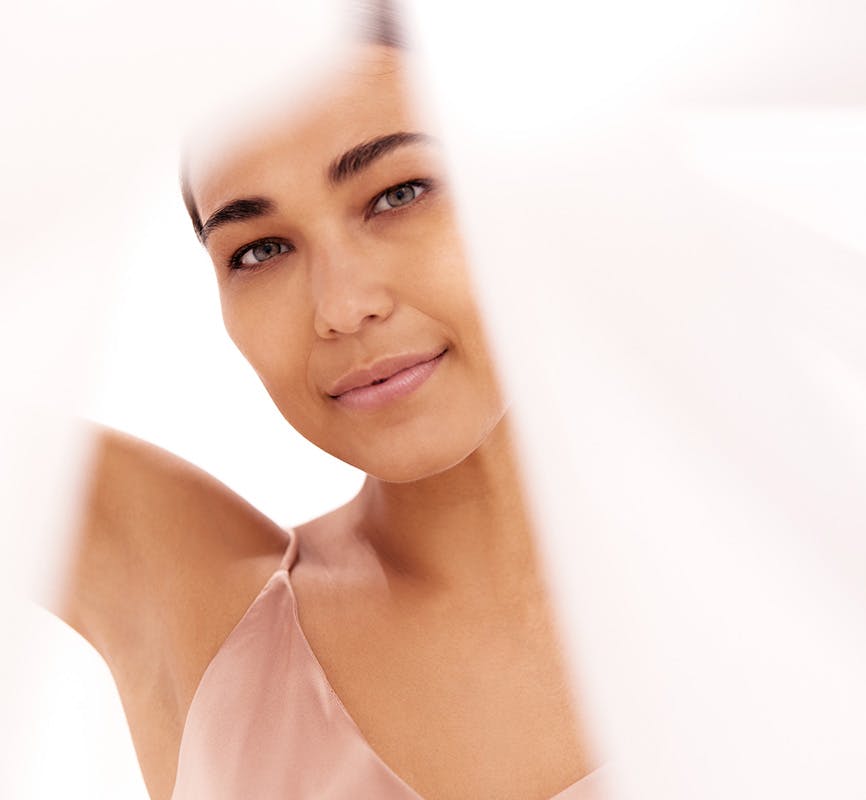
[170,527,614,799]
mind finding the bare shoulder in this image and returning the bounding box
[47,422,290,799]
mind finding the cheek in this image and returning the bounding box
[220,291,312,408]
[222,294,269,369]
[418,237,491,360]
[400,209,479,319]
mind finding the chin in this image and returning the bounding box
[336,413,506,484]
[279,387,508,483]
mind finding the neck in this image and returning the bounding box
[348,411,545,598]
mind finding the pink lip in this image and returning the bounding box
[330,349,448,411]
[328,347,448,397]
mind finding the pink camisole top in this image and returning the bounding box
[170,527,613,799]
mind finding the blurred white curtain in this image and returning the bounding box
[0,2,352,797]
[404,2,866,798]
[2,1,866,798]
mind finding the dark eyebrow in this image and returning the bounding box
[197,133,432,243]
[328,131,433,186]
[200,197,276,244]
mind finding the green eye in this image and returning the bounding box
[371,181,428,215]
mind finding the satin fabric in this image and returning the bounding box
[170,528,613,800]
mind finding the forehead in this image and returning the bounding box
[188,46,416,220]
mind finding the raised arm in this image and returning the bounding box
[41,422,290,799]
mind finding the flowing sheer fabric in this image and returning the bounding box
[170,527,614,800]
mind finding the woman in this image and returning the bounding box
[48,14,611,800]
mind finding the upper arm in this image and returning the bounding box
[39,423,290,800]
[44,422,288,681]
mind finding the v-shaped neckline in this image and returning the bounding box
[279,527,609,800]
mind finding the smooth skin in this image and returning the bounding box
[52,45,600,800]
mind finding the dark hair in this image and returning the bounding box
[180,0,404,241]
[356,0,403,48]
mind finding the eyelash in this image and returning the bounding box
[364,178,432,220]
[226,178,434,272]
[228,239,294,271]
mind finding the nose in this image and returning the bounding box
[311,239,396,339]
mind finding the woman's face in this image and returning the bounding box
[187,46,508,483]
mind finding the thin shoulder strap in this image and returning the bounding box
[278,527,299,573]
